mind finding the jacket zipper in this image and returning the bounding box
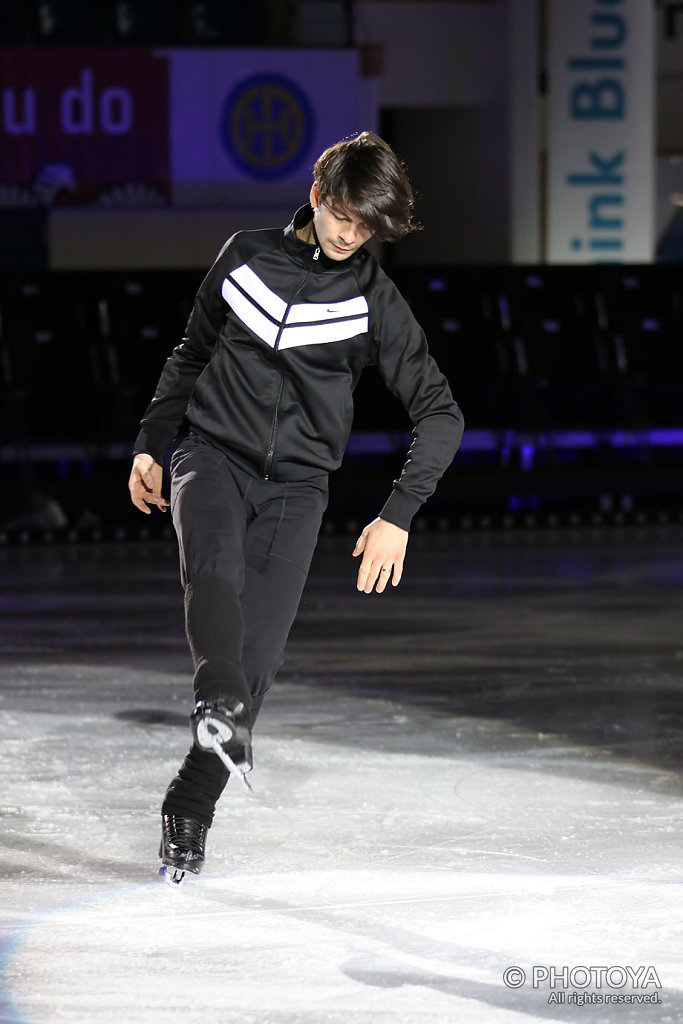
[263,246,320,479]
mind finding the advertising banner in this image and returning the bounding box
[0,48,169,208]
[0,47,363,210]
[547,0,655,262]
[165,49,362,205]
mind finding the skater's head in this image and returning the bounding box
[309,132,418,261]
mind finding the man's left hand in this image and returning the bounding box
[353,517,409,594]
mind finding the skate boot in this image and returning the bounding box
[158,814,208,886]
[190,699,253,792]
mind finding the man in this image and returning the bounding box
[128,131,464,883]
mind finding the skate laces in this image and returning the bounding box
[163,815,207,853]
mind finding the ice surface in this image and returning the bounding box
[1,532,683,1023]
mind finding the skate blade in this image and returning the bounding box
[159,864,186,886]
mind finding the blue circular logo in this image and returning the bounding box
[220,74,315,180]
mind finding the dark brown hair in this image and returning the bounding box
[313,131,419,242]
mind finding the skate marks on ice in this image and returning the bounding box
[3,869,681,1024]
[2,680,683,1024]
[4,533,683,1022]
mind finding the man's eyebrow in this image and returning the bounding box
[331,204,370,229]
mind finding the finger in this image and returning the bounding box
[375,565,392,594]
[356,556,376,592]
[135,469,169,509]
[130,492,152,515]
[362,560,382,595]
[352,532,366,557]
[391,561,404,587]
[146,494,169,509]
[144,487,168,505]
[130,479,166,514]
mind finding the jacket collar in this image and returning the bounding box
[283,204,363,273]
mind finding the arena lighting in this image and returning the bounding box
[520,444,535,471]
[346,428,683,457]
[6,427,681,479]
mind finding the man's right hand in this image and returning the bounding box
[128,454,169,515]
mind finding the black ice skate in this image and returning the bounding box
[158,814,208,886]
[190,699,253,792]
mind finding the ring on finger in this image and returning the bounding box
[381,567,391,574]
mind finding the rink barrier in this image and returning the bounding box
[1,505,683,547]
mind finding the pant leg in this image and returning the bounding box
[242,477,328,724]
[162,436,252,826]
[162,473,327,826]
[172,443,327,713]
[170,434,251,708]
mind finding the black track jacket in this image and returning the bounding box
[134,205,464,530]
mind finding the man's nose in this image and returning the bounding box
[338,225,356,245]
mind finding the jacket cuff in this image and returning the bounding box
[378,489,422,532]
[132,427,173,467]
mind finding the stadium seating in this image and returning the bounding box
[24,0,104,43]
[1,265,683,459]
[1,1,319,46]
[0,273,101,446]
[389,263,683,436]
[0,270,199,452]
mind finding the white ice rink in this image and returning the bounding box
[1,534,683,1022]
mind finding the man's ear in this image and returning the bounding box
[310,182,319,209]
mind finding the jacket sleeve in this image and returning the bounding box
[132,238,234,464]
[371,272,464,530]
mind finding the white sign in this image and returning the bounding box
[547,0,655,262]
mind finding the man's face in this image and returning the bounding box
[310,183,374,261]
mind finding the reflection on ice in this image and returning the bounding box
[5,871,681,1024]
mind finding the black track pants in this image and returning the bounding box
[162,433,328,825]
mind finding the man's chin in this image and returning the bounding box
[323,242,355,260]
